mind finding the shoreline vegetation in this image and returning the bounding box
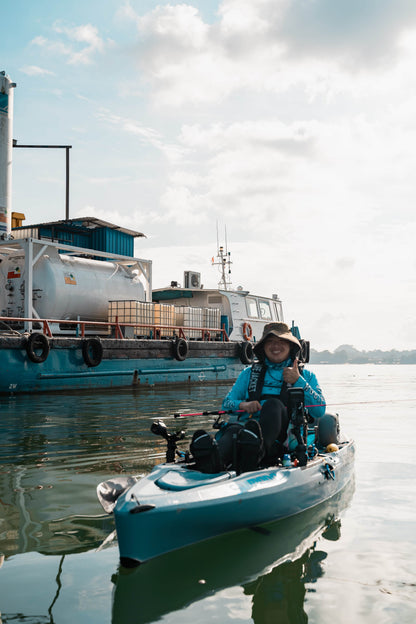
[309,344,416,365]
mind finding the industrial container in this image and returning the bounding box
[175,306,204,339]
[154,303,175,337]
[203,307,220,329]
[108,301,154,337]
[203,307,221,339]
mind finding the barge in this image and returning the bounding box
[0,71,305,394]
[0,218,295,394]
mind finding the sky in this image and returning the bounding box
[1,0,415,352]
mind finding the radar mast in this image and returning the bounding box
[212,223,232,290]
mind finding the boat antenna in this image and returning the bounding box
[212,223,232,290]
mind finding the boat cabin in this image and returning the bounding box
[152,284,284,343]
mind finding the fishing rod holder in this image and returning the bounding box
[287,387,308,466]
[151,420,186,462]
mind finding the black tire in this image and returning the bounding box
[172,337,188,361]
[239,340,254,365]
[26,332,50,364]
[82,338,103,367]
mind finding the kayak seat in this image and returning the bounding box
[315,413,340,448]
[155,469,234,491]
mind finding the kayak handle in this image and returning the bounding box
[130,504,156,515]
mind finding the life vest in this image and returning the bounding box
[247,362,289,406]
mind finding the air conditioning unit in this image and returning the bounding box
[184,271,201,288]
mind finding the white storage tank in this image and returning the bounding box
[0,250,146,321]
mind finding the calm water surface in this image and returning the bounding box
[0,365,415,623]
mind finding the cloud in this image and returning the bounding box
[278,0,416,66]
[19,65,55,77]
[95,108,186,162]
[31,22,112,65]
[31,35,72,58]
[122,0,416,106]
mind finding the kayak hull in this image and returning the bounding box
[109,439,355,564]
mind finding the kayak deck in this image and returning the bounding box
[155,469,236,491]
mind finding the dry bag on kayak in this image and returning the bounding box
[190,430,225,474]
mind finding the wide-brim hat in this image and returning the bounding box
[253,322,301,358]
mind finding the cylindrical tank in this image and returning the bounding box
[0,251,146,321]
[0,72,16,236]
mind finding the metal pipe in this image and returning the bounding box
[0,72,16,236]
[12,141,72,220]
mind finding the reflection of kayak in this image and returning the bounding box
[98,429,355,565]
[111,481,354,624]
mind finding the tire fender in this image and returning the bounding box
[26,332,50,364]
[239,340,254,364]
[82,337,103,367]
[172,337,189,361]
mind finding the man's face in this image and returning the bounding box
[263,337,291,363]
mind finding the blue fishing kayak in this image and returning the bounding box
[97,437,355,566]
[111,481,354,624]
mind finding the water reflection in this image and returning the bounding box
[243,528,339,624]
[0,385,229,558]
[111,480,353,624]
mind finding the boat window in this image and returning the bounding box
[258,300,272,320]
[207,296,223,304]
[246,297,259,318]
[273,302,281,321]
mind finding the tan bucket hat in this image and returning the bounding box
[253,322,301,358]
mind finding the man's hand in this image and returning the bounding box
[283,358,300,384]
[239,400,262,414]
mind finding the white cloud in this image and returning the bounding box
[95,108,186,162]
[19,65,55,76]
[31,35,72,58]
[31,22,111,65]
[121,1,416,108]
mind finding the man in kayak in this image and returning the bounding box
[190,322,325,473]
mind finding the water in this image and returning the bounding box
[0,365,415,623]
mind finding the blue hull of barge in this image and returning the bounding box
[0,337,243,394]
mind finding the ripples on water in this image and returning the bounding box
[0,366,415,623]
[1,384,229,470]
[0,384,231,559]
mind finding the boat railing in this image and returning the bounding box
[0,315,230,342]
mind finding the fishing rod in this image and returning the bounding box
[173,409,244,418]
[173,397,416,418]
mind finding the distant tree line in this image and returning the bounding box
[309,344,416,365]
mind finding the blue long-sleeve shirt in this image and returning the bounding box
[222,358,326,450]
